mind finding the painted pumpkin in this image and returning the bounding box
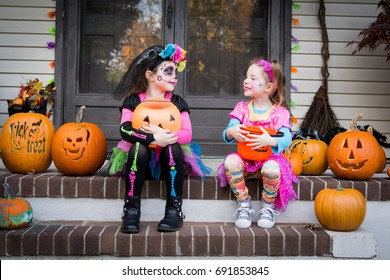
[1,112,55,174]
[327,114,381,180]
[0,182,33,229]
[283,147,303,176]
[314,184,366,231]
[237,126,278,161]
[52,106,107,176]
[290,138,328,175]
[132,99,181,131]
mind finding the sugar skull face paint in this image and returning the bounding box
[153,61,178,91]
[163,66,177,77]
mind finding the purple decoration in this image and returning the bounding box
[290,84,298,92]
[47,41,56,49]
[291,35,299,45]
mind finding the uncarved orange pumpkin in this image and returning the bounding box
[52,106,107,176]
[366,126,386,173]
[290,138,328,175]
[0,182,33,229]
[314,184,366,231]
[376,146,386,173]
[1,112,55,174]
[328,114,381,180]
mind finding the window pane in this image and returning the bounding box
[187,0,268,97]
[79,0,163,94]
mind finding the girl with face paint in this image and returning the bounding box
[109,44,211,234]
[217,59,298,229]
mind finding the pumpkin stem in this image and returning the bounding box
[336,183,343,191]
[75,105,87,123]
[2,182,15,200]
[367,125,374,135]
[349,113,363,132]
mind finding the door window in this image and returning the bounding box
[79,0,163,94]
[187,0,268,98]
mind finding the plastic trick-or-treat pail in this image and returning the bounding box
[237,126,282,161]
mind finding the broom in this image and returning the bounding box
[299,0,340,140]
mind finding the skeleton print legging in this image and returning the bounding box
[124,142,184,199]
[224,153,281,203]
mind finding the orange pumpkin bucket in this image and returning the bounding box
[237,126,280,161]
[132,99,181,131]
[132,99,181,148]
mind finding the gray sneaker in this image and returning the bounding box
[257,200,279,228]
[234,199,255,229]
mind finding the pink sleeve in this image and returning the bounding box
[174,111,192,144]
[273,106,291,130]
[229,101,247,122]
[120,108,133,124]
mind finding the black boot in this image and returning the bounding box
[121,196,141,233]
[157,197,185,232]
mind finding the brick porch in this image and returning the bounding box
[0,166,389,258]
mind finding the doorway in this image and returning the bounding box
[56,0,291,155]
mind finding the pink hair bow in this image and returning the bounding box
[257,60,274,82]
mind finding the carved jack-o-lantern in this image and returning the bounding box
[61,126,90,160]
[132,99,181,131]
[52,106,107,176]
[328,114,381,180]
[1,112,55,174]
[290,138,328,175]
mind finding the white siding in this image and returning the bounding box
[0,0,55,132]
[291,0,390,157]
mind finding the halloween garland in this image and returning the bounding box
[47,2,56,73]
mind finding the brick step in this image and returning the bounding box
[0,220,342,257]
[1,165,388,259]
[1,170,389,202]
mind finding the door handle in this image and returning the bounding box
[167,1,173,28]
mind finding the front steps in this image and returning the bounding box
[1,163,389,259]
[1,221,334,257]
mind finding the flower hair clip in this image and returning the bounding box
[159,44,187,72]
[257,60,274,82]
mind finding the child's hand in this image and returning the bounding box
[245,126,277,149]
[152,130,179,147]
[140,124,164,134]
[227,124,249,142]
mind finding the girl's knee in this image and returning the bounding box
[224,154,245,171]
[261,160,280,177]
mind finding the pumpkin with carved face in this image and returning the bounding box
[290,139,328,175]
[132,99,181,131]
[52,106,107,176]
[328,114,381,180]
